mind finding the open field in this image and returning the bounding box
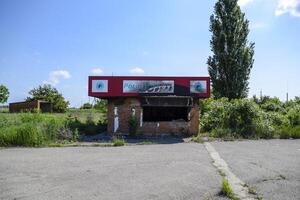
[0,109,105,123]
[0,140,299,200]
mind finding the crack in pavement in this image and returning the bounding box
[204,142,256,200]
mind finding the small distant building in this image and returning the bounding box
[9,100,53,113]
[88,76,210,136]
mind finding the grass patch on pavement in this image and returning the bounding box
[137,141,153,145]
[220,178,239,200]
[191,134,204,143]
[113,137,125,146]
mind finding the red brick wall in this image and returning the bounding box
[107,97,199,136]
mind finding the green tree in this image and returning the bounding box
[0,85,9,104]
[93,99,107,113]
[207,0,255,99]
[26,84,69,112]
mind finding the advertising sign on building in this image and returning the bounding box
[123,80,174,93]
[190,80,207,93]
[92,80,108,93]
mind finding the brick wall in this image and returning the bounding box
[107,97,199,136]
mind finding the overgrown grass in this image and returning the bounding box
[0,113,74,147]
[0,110,107,147]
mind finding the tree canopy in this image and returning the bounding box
[207,0,255,99]
[0,85,9,104]
[26,84,69,112]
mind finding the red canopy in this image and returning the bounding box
[88,76,210,98]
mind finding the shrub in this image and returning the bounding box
[211,128,233,139]
[201,96,300,140]
[260,97,284,113]
[200,98,231,132]
[277,127,291,139]
[277,126,300,139]
[291,129,300,139]
[255,121,275,139]
[287,106,300,126]
[66,114,107,136]
[128,115,138,137]
[228,99,259,138]
[201,98,262,138]
[267,112,289,127]
[73,128,80,141]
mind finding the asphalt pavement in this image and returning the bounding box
[212,139,300,200]
[1,140,299,200]
[0,143,225,200]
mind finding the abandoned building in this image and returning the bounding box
[88,76,210,136]
[9,100,53,113]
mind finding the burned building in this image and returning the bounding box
[88,76,210,136]
[9,100,52,113]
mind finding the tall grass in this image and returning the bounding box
[0,111,107,147]
[0,113,75,147]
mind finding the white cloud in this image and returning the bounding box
[275,0,300,17]
[238,0,255,7]
[43,70,71,86]
[129,67,145,75]
[91,68,103,75]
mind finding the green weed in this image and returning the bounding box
[220,178,239,200]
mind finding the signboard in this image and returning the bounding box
[190,80,207,93]
[123,80,174,93]
[92,80,108,93]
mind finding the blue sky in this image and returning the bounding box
[0,0,299,107]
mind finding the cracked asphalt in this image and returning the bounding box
[212,139,300,200]
[0,140,299,200]
[0,143,226,200]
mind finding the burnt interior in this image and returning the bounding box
[143,106,189,122]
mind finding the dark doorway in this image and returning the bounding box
[40,102,52,113]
